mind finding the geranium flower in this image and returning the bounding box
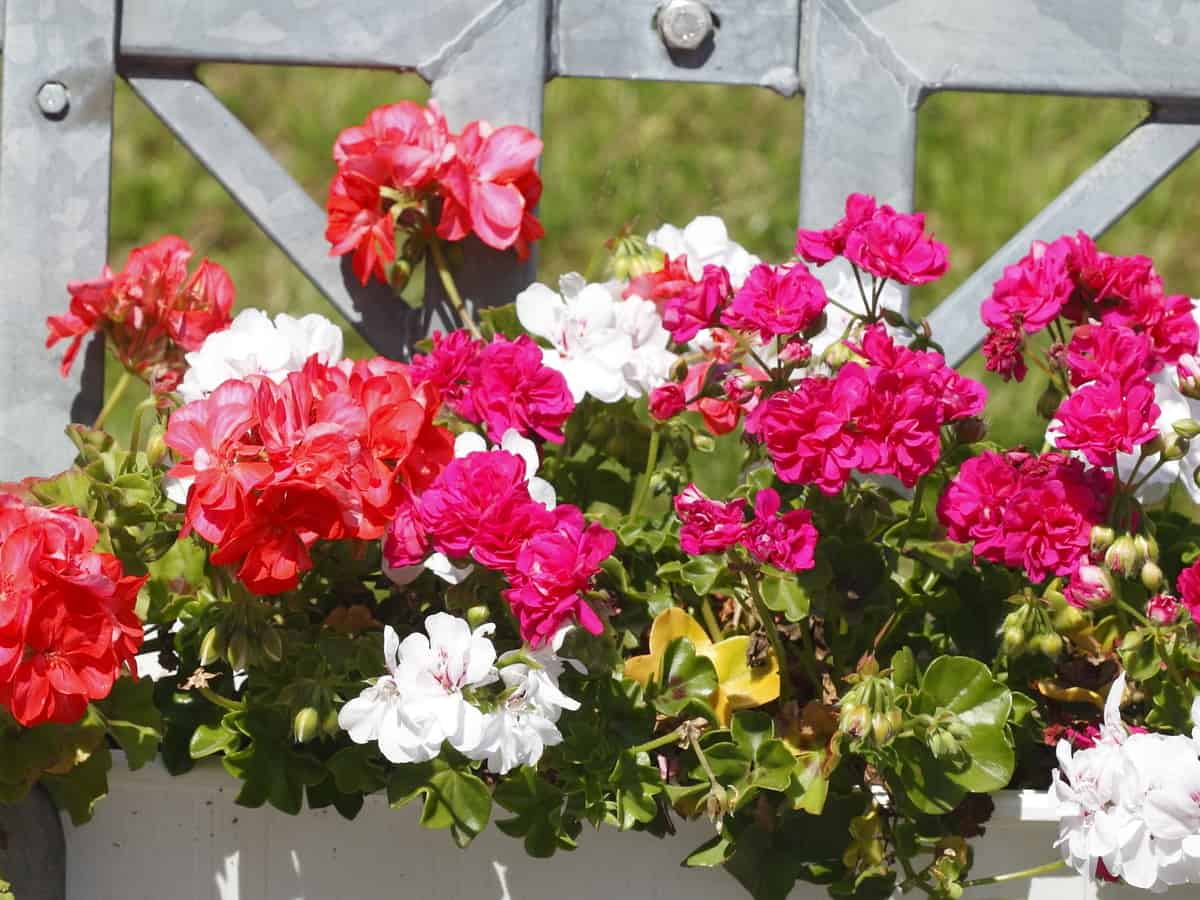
[674,484,747,554]
[46,235,234,390]
[720,262,828,343]
[338,616,497,764]
[469,335,576,443]
[624,607,779,726]
[177,309,343,403]
[647,215,759,287]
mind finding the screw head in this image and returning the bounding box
[36,81,69,119]
[658,0,714,51]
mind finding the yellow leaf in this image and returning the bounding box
[624,606,713,687]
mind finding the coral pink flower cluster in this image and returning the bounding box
[325,101,544,286]
[674,485,818,573]
[46,236,234,393]
[750,325,985,493]
[0,494,144,727]
[795,193,949,286]
[384,448,615,646]
[410,332,575,443]
[937,450,1113,584]
[981,231,1198,382]
[165,357,453,595]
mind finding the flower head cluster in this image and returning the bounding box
[1051,674,1200,891]
[795,193,949,286]
[383,439,614,645]
[752,325,985,493]
[674,484,819,573]
[719,262,828,343]
[981,232,1199,382]
[338,615,580,773]
[326,101,543,285]
[937,450,1112,583]
[516,274,676,403]
[177,309,344,403]
[46,236,234,392]
[410,332,575,443]
[0,495,145,726]
[165,357,453,594]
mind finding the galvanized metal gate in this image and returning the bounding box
[4,0,1200,481]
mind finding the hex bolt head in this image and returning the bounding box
[36,81,70,119]
[657,0,714,51]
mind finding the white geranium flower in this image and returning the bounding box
[516,275,635,403]
[647,216,759,288]
[612,294,677,397]
[1051,673,1200,891]
[468,628,584,775]
[338,615,497,764]
[177,308,344,403]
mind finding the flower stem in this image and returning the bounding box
[851,265,871,318]
[745,574,793,702]
[629,727,684,755]
[628,425,662,520]
[127,397,158,458]
[700,595,725,643]
[961,859,1066,888]
[196,686,244,712]
[429,240,482,340]
[93,370,133,431]
[1118,597,1153,628]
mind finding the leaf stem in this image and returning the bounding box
[744,574,793,702]
[429,240,482,340]
[961,858,1066,888]
[700,595,725,643]
[93,370,133,431]
[629,727,685,756]
[197,686,244,712]
[1117,597,1153,628]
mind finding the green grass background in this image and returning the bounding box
[103,68,1200,448]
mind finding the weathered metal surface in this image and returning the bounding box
[0,0,117,478]
[125,71,428,359]
[929,108,1200,367]
[0,787,65,900]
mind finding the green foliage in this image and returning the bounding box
[389,757,493,848]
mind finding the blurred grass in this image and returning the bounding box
[103,68,1200,447]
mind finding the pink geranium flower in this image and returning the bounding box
[470,335,576,444]
[720,263,827,342]
[674,484,747,554]
[742,489,818,572]
[1054,376,1160,466]
[662,264,732,343]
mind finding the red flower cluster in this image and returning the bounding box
[937,450,1112,583]
[751,325,985,493]
[383,447,615,645]
[46,236,234,392]
[165,357,453,594]
[410,332,575,443]
[980,232,1198,382]
[326,101,544,286]
[795,193,949,286]
[674,484,818,573]
[0,495,144,726]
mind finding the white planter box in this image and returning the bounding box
[63,755,1153,900]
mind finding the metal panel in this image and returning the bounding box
[0,0,117,479]
[124,71,429,359]
[423,0,549,321]
[553,0,802,95]
[928,108,1200,367]
[0,787,64,900]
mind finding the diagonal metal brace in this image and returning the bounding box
[124,69,434,359]
[928,106,1200,367]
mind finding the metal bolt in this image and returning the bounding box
[36,81,69,119]
[657,0,714,51]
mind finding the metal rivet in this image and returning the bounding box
[657,0,714,51]
[36,81,70,119]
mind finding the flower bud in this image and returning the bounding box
[1179,356,1200,400]
[822,339,854,370]
[1162,434,1189,462]
[1174,418,1200,440]
[839,703,870,738]
[226,631,250,672]
[608,234,662,280]
[1065,563,1116,609]
[648,384,687,422]
[1090,525,1117,557]
[1145,593,1181,625]
[146,431,168,467]
[952,416,988,446]
[880,308,908,329]
[1001,625,1026,656]
[466,604,492,629]
[1140,561,1165,593]
[691,431,716,453]
[1035,632,1063,659]
[261,627,283,664]
[871,711,895,746]
[199,626,225,667]
[1036,384,1063,420]
[1135,534,1159,563]
[1140,433,1166,458]
[293,707,320,744]
[1105,535,1140,578]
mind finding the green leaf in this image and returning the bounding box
[680,556,723,596]
[650,637,718,717]
[920,657,1012,729]
[327,744,387,796]
[30,468,94,513]
[494,768,578,857]
[609,751,663,829]
[888,737,967,816]
[97,677,162,770]
[388,758,492,847]
[759,572,811,622]
[188,721,240,759]
[947,724,1015,794]
[905,538,974,578]
[478,303,524,340]
[684,830,734,867]
[42,744,112,826]
[220,707,325,815]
